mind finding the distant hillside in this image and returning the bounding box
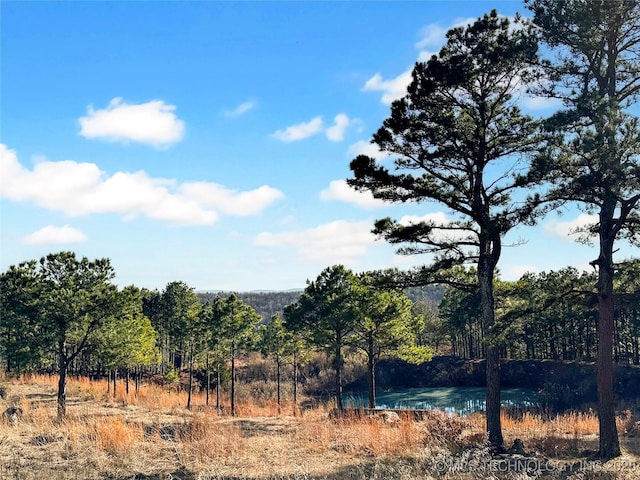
[197,290,302,322]
[197,284,445,322]
[405,285,445,307]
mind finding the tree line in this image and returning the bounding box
[0,255,433,419]
[438,262,640,363]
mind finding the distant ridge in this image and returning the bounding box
[196,288,303,294]
[196,285,444,321]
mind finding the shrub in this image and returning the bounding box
[0,383,8,399]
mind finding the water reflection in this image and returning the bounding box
[344,386,539,415]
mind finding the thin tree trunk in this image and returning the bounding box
[216,369,221,412]
[276,355,281,415]
[57,352,68,422]
[206,354,210,407]
[187,361,193,410]
[367,333,376,409]
[596,217,621,459]
[231,342,236,417]
[334,340,343,410]
[293,352,298,417]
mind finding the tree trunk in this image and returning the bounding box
[334,341,343,410]
[293,352,298,417]
[113,369,117,398]
[125,368,130,396]
[276,355,281,415]
[596,216,621,459]
[367,333,376,409]
[187,353,194,411]
[231,342,236,416]
[216,369,221,412]
[479,247,503,451]
[57,352,68,422]
[206,354,210,407]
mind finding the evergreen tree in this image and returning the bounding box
[284,265,360,410]
[349,11,544,449]
[527,0,640,458]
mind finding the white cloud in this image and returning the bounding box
[415,17,477,50]
[224,101,257,118]
[347,140,392,162]
[271,116,324,142]
[254,220,378,265]
[78,97,185,148]
[179,182,284,216]
[325,114,352,142]
[363,17,476,105]
[503,264,540,280]
[319,180,388,209]
[362,70,413,105]
[23,225,87,245]
[543,214,598,242]
[521,95,563,111]
[0,144,283,226]
[415,24,450,49]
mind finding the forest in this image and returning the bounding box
[1,0,639,466]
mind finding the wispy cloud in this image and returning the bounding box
[78,98,185,148]
[347,140,392,162]
[271,116,324,142]
[362,70,413,105]
[326,113,352,142]
[0,144,283,226]
[272,113,357,143]
[23,225,87,245]
[224,100,257,118]
[502,264,540,280]
[543,214,598,242]
[415,17,477,50]
[254,220,378,265]
[363,17,476,105]
[319,179,388,209]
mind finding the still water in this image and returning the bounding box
[344,386,539,415]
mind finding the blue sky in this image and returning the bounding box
[1,1,636,292]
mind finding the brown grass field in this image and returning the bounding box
[1,374,640,479]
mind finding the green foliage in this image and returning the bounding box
[285,265,361,409]
[163,365,179,385]
[210,293,261,352]
[0,252,121,420]
[0,261,52,374]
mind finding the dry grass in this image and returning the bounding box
[1,375,639,479]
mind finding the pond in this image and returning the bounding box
[344,386,540,416]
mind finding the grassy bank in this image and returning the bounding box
[1,375,639,479]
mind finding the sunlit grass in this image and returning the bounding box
[2,374,639,479]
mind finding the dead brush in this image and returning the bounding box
[298,409,426,459]
[88,417,144,455]
[180,413,246,461]
[417,410,470,451]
